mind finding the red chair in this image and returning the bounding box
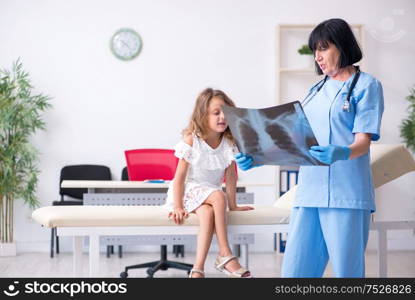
[125,148,237,182]
[120,149,193,278]
[125,149,178,181]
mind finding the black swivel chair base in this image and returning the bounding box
[120,245,193,278]
[107,245,123,258]
[173,245,185,257]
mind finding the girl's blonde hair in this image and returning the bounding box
[182,88,236,143]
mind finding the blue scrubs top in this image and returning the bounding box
[295,72,384,211]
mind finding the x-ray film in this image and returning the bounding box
[223,101,325,166]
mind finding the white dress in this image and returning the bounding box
[164,134,238,213]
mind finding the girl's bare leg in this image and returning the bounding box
[192,204,215,277]
[204,191,250,276]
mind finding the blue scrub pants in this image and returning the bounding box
[281,207,371,278]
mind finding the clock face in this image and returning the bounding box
[110,28,142,61]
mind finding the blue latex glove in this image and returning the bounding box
[234,153,258,171]
[309,145,351,165]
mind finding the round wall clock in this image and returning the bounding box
[110,28,142,61]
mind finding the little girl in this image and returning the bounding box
[164,88,254,278]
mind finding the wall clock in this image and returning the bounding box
[110,28,142,61]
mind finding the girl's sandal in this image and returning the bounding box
[214,255,252,278]
[188,268,205,278]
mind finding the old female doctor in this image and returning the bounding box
[235,18,384,277]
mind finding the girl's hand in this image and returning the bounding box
[168,207,189,225]
[229,205,254,211]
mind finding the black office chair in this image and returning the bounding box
[121,166,129,181]
[50,164,112,258]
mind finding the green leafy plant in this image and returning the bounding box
[400,85,415,153]
[0,59,52,243]
[297,44,313,55]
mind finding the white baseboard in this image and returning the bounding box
[16,235,415,254]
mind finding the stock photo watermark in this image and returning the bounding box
[2,280,127,297]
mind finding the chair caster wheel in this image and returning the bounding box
[146,268,154,278]
[120,271,128,278]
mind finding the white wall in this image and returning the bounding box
[1,0,414,253]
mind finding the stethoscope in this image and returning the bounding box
[301,65,361,112]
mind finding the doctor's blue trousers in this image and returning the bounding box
[281,207,371,278]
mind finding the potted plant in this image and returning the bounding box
[400,85,415,153]
[297,44,313,55]
[297,44,314,68]
[0,59,52,256]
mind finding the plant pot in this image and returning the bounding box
[0,242,17,256]
[298,54,314,69]
[308,55,315,68]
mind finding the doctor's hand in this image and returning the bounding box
[234,153,258,171]
[309,145,351,165]
[235,153,264,171]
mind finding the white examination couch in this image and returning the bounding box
[32,144,415,277]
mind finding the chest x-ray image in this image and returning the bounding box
[223,101,325,166]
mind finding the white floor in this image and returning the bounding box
[1,250,414,278]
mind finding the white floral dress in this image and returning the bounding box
[164,135,238,213]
